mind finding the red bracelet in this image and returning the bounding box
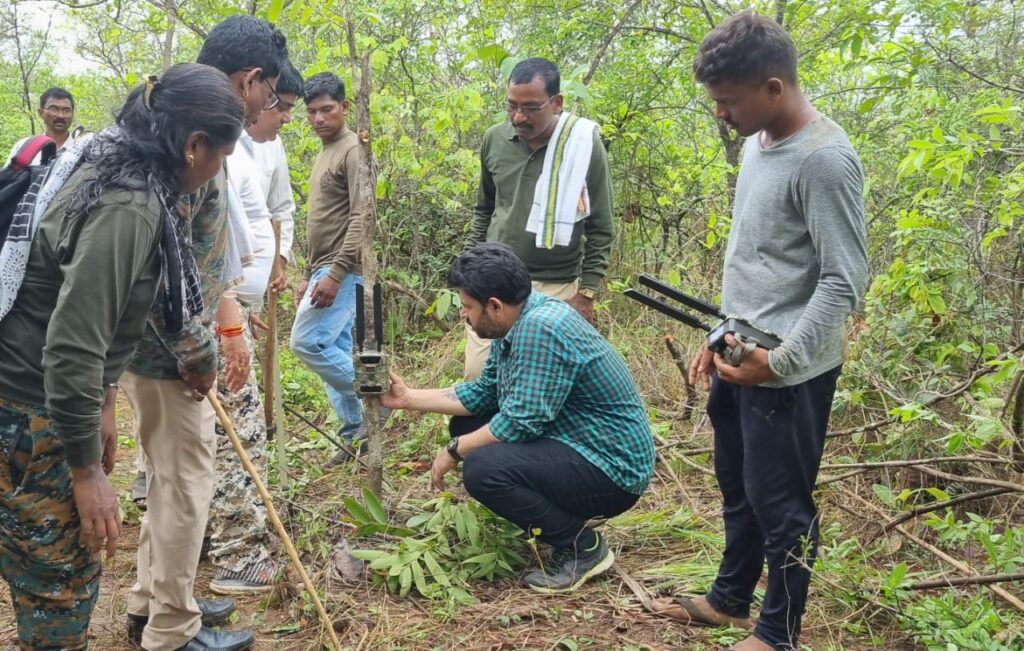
[217,324,244,336]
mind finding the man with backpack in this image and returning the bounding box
[5,88,81,166]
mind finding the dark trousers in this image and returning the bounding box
[450,415,639,550]
[705,367,841,650]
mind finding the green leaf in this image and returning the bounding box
[362,487,388,525]
[499,55,521,79]
[369,554,400,570]
[422,551,451,586]
[411,561,430,596]
[350,550,386,561]
[555,638,579,651]
[267,0,284,23]
[399,565,413,597]
[343,496,373,525]
[887,562,908,588]
[477,43,509,68]
[436,291,452,320]
[462,552,497,565]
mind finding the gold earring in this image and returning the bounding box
[187,153,195,168]
[242,87,249,99]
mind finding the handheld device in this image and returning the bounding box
[624,274,782,363]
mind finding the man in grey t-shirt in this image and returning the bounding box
[652,12,868,651]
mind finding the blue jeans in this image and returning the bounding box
[289,267,363,437]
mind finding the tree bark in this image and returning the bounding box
[347,18,384,495]
[161,0,176,72]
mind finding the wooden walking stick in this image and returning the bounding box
[263,220,289,488]
[207,392,342,649]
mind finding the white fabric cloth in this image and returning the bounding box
[0,133,93,320]
[525,112,598,249]
[227,140,276,306]
[239,133,295,261]
[221,151,260,288]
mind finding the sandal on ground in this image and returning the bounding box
[131,471,147,511]
[649,595,753,629]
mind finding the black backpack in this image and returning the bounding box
[0,135,58,243]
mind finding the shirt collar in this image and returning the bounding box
[498,291,545,349]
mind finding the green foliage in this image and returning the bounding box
[4,0,1024,645]
[346,492,527,612]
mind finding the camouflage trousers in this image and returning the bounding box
[208,306,272,573]
[0,399,101,650]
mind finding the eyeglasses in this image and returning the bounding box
[263,78,281,111]
[44,105,73,116]
[274,99,296,114]
[505,98,552,115]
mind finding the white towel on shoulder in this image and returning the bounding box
[526,112,599,249]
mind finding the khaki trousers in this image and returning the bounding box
[120,371,217,651]
[463,279,579,379]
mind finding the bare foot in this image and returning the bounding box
[649,594,754,629]
[727,635,775,650]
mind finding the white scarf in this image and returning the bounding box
[525,112,598,249]
[0,134,93,320]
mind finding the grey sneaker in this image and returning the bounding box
[209,559,276,595]
[522,532,615,594]
[325,425,366,467]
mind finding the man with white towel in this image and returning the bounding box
[463,57,614,379]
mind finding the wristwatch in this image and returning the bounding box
[578,288,598,300]
[446,437,463,462]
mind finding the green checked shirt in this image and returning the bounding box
[454,292,655,495]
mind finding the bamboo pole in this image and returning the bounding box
[208,393,341,649]
[263,221,288,489]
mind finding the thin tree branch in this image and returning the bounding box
[882,487,1013,532]
[584,0,643,85]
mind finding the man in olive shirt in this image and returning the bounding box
[463,57,614,378]
[289,72,366,462]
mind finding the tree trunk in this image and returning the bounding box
[348,19,384,495]
[161,0,176,72]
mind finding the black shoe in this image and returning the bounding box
[521,532,615,594]
[128,598,237,645]
[171,626,254,651]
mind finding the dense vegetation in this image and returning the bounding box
[3,1,1024,649]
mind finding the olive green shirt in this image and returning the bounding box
[467,121,614,291]
[0,165,163,466]
[305,128,363,281]
[128,173,226,380]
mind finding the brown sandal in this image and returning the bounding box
[650,595,754,629]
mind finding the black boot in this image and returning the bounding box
[127,598,237,646]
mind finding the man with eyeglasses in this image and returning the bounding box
[462,57,614,380]
[6,88,82,166]
[121,15,287,651]
[201,61,303,597]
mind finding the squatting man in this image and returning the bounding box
[381,242,656,593]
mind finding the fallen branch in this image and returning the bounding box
[908,572,1024,590]
[611,563,654,611]
[914,465,1024,494]
[849,490,1024,613]
[816,468,868,486]
[663,335,696,420]
[882,487,1013,532]
[822,455,1013,470]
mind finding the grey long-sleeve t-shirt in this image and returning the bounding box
[721,116,868,387]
